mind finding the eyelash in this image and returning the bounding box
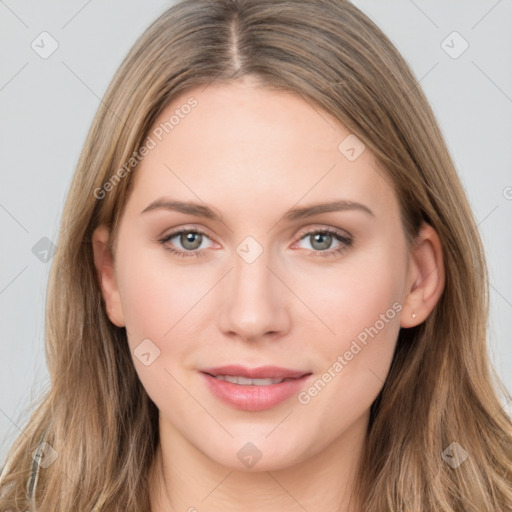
[158,227,353,259]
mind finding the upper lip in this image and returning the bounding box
[200,365,311,380]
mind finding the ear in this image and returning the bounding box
[92,225,125,327]
[400,222,445,328]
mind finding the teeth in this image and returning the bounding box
[214,375,285,385]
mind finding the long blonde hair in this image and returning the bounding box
[1,1,511,510]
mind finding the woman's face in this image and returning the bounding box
[96,78,419,470]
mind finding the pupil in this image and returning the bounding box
[182,232,201,250]
[312,233,332,250]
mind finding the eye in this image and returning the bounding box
[158,228,214,258]
[295,228,353,257]
[158,226,353,259]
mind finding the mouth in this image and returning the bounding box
[199,365,313,411]
[205,374,294,386]
[200,364,310,380]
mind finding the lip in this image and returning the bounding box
[200,365,312,412]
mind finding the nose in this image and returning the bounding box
[217,246,291,343]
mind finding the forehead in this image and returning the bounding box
[128,81,398,223]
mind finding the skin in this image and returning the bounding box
[93,76,445,512]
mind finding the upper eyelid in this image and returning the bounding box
[295,224,350,239]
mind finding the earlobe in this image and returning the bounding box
[400,222,445,328]
[92,225,125,327]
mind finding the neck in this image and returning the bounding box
[149,412,368,512]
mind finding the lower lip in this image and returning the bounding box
[201,372,312,412]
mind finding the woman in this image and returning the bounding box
[1,0,511,510]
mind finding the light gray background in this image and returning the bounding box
[1,1,511,463]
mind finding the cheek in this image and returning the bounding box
[116,243,211,340]
[295,249,405,415]
[114,246,207,407]
[115,242,223,402]
[292,250,405,345]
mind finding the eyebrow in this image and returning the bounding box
[140,198,375,220]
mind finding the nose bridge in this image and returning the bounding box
[233,248,272,301]
[217,240,290,341]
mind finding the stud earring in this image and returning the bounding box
[411,312,417,319]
